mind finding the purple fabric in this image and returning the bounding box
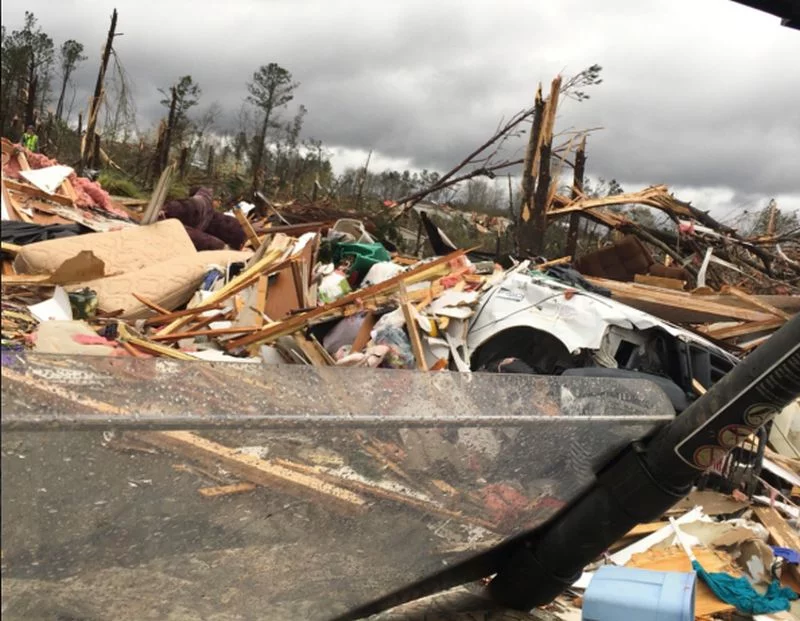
[161,187,245,251]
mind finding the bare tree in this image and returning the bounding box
[55,39,86,122]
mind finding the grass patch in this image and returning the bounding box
[97,171,146,198]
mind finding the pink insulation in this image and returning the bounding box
[3,144,130,219]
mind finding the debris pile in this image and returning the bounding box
[2,132,800,620]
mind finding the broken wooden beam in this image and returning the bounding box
[225,249,466,350]
[198,482,257,498]
[132,431,368,515]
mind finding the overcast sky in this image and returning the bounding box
[3,0,799,221]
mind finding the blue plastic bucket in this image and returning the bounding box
[582,565,696,621]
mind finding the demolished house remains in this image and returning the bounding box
[2,67,800,621]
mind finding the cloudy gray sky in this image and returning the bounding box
[3,0,799,221]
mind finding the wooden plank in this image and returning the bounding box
[533,255,572,270]
[233,206,261,249]
[142,302,224,326]
[156,250,287,336]
[705,318,785,340]
[739,335,771,352]
[133,431,368,515]
[293,334,330,366]
[351,312,378,352]
[274,458,497,530]
[1,273,52,286]
[150,326,261,342]
[634,273,686,291]
[141,163,175,225]
[4,178,76,206]
[586,277,774,323]
[253,275,268,328]
[132,293,170,315]
[226,249,466,350]
[198,482,257,498]
[753,506,800,584]
[622,521,668,538]
[399,281,428,371]
[722,286,792,321]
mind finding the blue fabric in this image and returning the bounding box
[773,546,800,565]
[692,559,798,614]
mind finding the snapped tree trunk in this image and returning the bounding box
[81,8,117,173]
[565,136,587,258]
[55,70,71,123]
[516,89,545,256]
[251,104,273,194]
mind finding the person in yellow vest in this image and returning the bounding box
[21,125,39,152]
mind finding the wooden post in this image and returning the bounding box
[81,8,118,173]
[565,136,587,259]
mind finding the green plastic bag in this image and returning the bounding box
[332,242,391,284]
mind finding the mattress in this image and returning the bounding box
[14,219,195,275]
[80,249,251,320]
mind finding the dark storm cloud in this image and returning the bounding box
[3,0,798,211]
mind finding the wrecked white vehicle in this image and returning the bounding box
[450,261,739,413]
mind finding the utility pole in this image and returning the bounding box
[565,136,587,258]
[81,8,118,172]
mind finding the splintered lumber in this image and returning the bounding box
[704,318,785,340]
[226,249,466,350]
[399,282,428,371]
[586,277,775,323]
[293,334,330,366]
[150,326,261,342]
[132,293,170,315]
[622,521,669,538]
[534,256,572,270]
[351,312,377,352]
[753,506,800,583]
[198,482,257,498]
[722,285,792,321]
[142,302,224,326]
[116,324,198,360]
[548,185,694,219]
[253,275,268,328]
[633,273,686,291]
[233,206,261,249]
[3,178,75,207]
[133,431,368,515]
[141,163,175,224]
[156,249,287,336]
[274,458,497,531]
[1,274,53,286]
